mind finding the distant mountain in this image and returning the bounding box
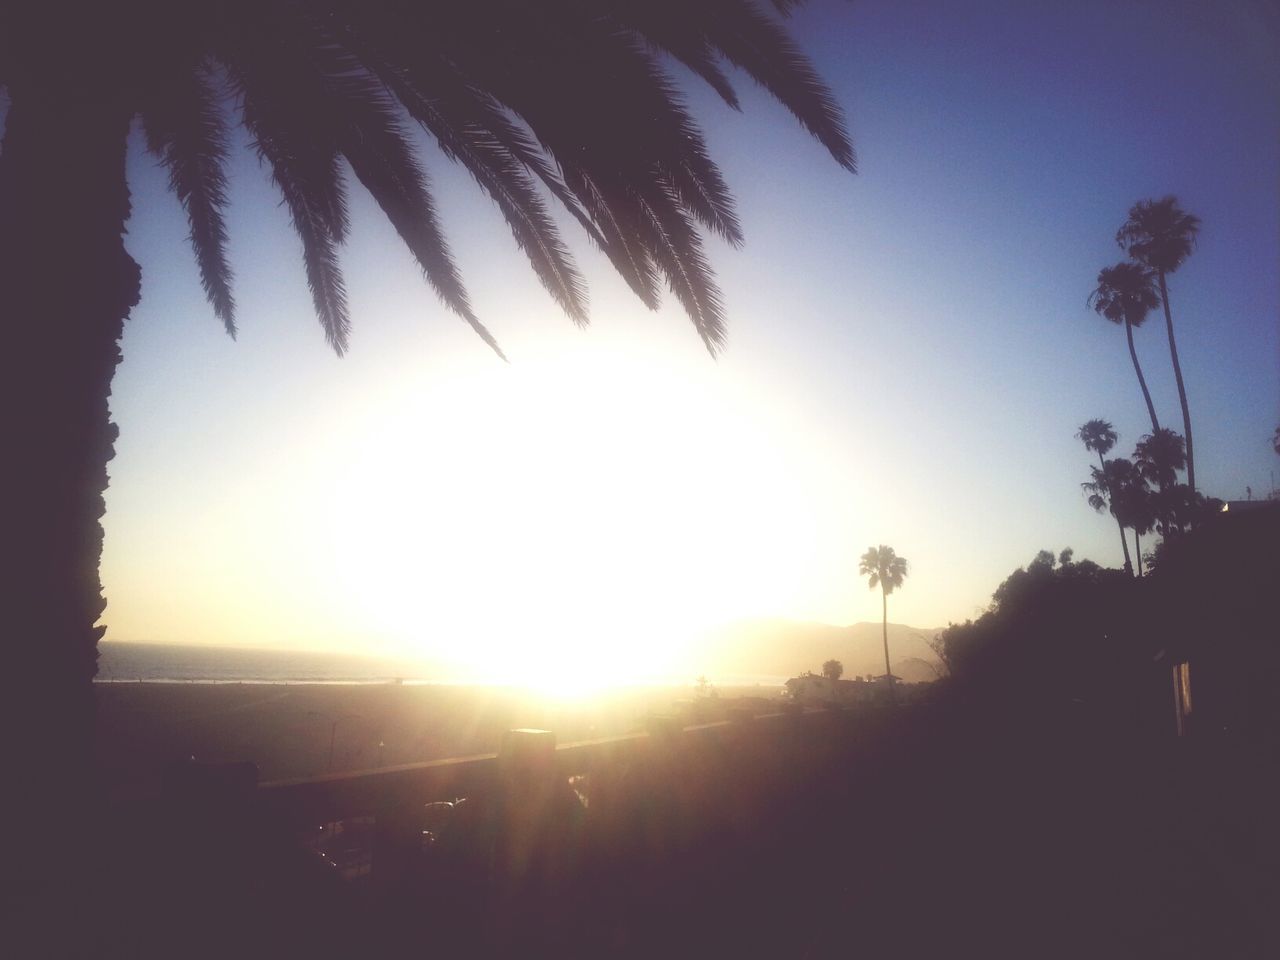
[701,619,944,680]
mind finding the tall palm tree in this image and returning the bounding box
[1076,419,1132,574]
[1134,428,1188,534]
[1117,196,1201,497]
[1082,458,1140,573]
[0,3,853,819]
[1112,461,1156,576]
[859,545,909,698]
[1088,263,1162,434]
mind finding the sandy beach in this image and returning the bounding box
[95,681,783,794]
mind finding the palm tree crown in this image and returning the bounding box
[1,0,854,357]
[1134,428,1187,491]
[1116,196,1200,274]
[859,545,908,595]
[1077,419,1118,461]
[1088,262,1160,329]
[1083,458,1135,519]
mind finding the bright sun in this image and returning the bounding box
[313,342,823,688]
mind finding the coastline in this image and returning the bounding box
[96,679,784,794]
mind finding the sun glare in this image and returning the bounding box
[314,343,823,687]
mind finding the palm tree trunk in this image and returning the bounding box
[1124,319,1161,434]
[0,84,137,890]
[1133,529,1143,576]
[1099,452,1134,575]
[881,588,894,701]
[1157,271,1195,498]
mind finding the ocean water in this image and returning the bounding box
[96,641,437,684]
[96,641,787,689]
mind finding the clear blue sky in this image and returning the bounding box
[98,0,1279,678]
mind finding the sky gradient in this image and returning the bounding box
[97,0,1279,681]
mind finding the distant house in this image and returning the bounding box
[1219,499,1274,514]
[1156,501,1278,740]
[785,672,882,705]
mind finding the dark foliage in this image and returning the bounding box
[0,0,853,356]
[939,506,1280,741]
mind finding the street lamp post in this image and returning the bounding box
[309,711,363,772]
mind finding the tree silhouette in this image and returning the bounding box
[1133,428,1185,489]
[1273,424,1280,457]
[822,659,843,682]
[1082,458,1143,575]
[1030,549,1057,572]
[859,545,909,697]
[0,3,853,809]
[1088,263,1162,434]
[1117,197,1201,497]
[1077,419,1132,574]
[1134,428,1188,534]
[1113,462,1156,576]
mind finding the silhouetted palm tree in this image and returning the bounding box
[0,4,853,813]
[1083,459,1141,573]
[1117,197,1201,496]
[1134,428,1187,492]
[859,545,909,697]
[1088,263,1162,433]
[1076,419,1132,574]
[1113,462,1156,576]
[1134,428,1188,534]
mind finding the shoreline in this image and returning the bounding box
[96,680,786,792]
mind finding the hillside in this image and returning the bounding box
[702,620,944,682]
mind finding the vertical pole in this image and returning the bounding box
[882,589,895,703]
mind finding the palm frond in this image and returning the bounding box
[638,32,742,110]
[230,52,351,351]
[328,15,593,325]
[221,14,359,349]
[140,64,235,333]
[334,5,610,252]
[769,0,808,16]
[689,0,855,172]
[187,0,854,354]
[607,0,853,171]
[578,177,663,308]
[305,37,508,356]
[375,4,737,311]
[638,192,727,354]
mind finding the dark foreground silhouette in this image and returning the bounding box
[24,506,1280,958]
